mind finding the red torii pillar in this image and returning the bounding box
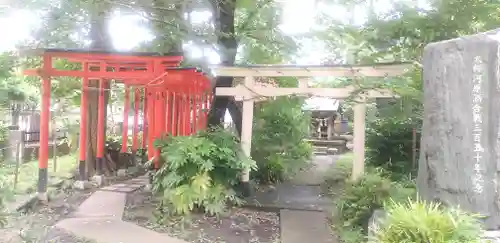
[147,90,155,161]
[78,64,89,181]
[121,84,130,155]
[120,84,130,170]
[132,87,140,161]
[37,54,52,200]
[164,91,171,135]
[95,78,106,176]
[141,88,148,153]
[153,91,162,169]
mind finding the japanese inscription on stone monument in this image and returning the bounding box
[472,56,484,194]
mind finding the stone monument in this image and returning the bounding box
[418,29,500,230]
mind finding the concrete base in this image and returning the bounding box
[92,175,106,187]
[73,180,93,190]
[37,192,48,202]
[117,169,127,177]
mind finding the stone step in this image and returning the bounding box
[313,146,338,155]
[280,210,337,243]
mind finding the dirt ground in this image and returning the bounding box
[0,187,94,243]
[123,189,281,243]
[0,174,140,243]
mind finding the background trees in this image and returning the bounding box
[1,0,499,179]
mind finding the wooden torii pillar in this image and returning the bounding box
[211,64,411,193]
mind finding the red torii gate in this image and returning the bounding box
[23,49,212,200]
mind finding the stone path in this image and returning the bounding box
[246,155,339,243]
[281,210,336,243]
[47,154,338,243]
[54,175,188,243]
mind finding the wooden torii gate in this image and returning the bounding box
[210,63,411,192]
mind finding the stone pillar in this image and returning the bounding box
[326,117,333,140]
[8,130,24,163]
[418,29,500,230]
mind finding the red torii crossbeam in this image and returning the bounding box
[23,48,212,200]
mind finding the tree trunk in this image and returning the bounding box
[86,4,113,178]
[207,0,242,136]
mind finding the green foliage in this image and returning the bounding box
[333,171,416,243]
[365,116,421,180]
[371,199,484,243]
[251,96,312,184]
[152,128,256,217]
[0,182,10,228]
[324,153,354,187]
[0,52,35,107]
[0,121,7,144]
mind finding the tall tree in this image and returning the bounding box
[205,0,239,131]
[86,2,114,177]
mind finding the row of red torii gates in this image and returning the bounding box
[24,49,213,198]
[23,48,410,200]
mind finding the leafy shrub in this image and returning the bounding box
[365,116,421,180]
[251,97,312,183]
[371,200,484,243]
[152,128,256,217]
[333,172,416,243]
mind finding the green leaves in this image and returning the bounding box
[251,96,312,183]
[365,116,421,180]
[372,199,484,243]
[152,128,256,218]
[333,171,416,243]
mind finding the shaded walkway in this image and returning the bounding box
[246,155,339,243]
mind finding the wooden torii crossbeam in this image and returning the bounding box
[210,63,412,189]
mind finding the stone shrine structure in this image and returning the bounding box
[303,97,342,139]
[418,29,500,230]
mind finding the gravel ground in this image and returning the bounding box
[123,189,281,243]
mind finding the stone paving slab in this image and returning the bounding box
[292,155,337,185]
[280,210,337,243]
[245,183,330,211]
[56,218,188,243]
[72,190,126,218]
